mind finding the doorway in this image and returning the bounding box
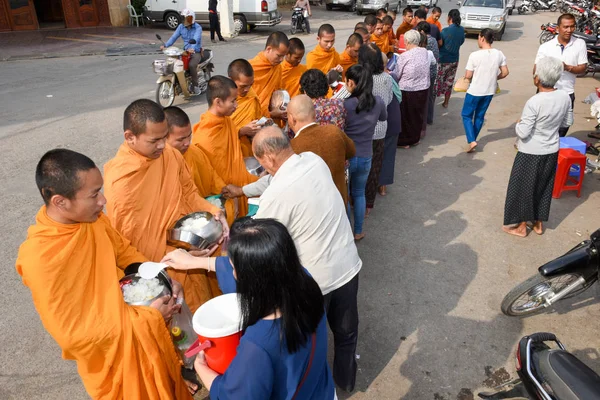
[33,0,65,29]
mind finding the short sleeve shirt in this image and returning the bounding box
[534,36,588,94]
[466,48,507,96]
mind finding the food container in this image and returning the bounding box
[244,157,264,176]
[119,270,173,306]
[167,211,223,250]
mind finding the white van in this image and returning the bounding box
[143,0,282,34]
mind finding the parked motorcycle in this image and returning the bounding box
[153,34,214,108]
[532,0,559,12]
[518,0,535,14]
[501,228,599,317]
[478,333,600,399]
[538,23,557,44]
[290,7,308,35]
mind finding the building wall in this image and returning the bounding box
[108,0,130,26]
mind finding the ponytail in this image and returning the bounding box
[346,64,376,114]
[448,9,461,26]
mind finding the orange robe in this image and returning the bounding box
[396,21,413,39]
[281,60,307,98]
[193,112,259,216]
[249,52,283,117]
[306,45,341,74]
[427,17,442,33]
[371,33,391,54]
[104,143,221,313]
[183,145,237,226]
[339,50,357,79]
[15,208,191,400]
[230,87,262,157]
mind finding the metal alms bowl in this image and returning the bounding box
[167,211,223,250]
[119,270,173,306]
[244,157,264,176]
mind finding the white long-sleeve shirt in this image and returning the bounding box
[254,152,362,295]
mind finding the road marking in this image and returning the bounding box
[83,34,154,43]
[46,36,111,44]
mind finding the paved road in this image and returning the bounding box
[1,8,599,400]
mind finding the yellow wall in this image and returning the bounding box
[108,0,130,26]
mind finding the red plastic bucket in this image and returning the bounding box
[190,293,241,374]
[181,53,191,70]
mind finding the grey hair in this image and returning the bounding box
[535,57,564,88]
[253,127,291,158]
[404,30,421,46]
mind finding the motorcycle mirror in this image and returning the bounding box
[189,39,197,44]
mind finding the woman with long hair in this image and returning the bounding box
[461,28,509,152]
[344,64,388,240]
[161,218,335,399]
[358,43,394,216]
[436,9,465,108]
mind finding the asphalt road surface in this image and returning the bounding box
[1,7,599,400]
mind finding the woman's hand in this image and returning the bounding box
[189,243,219,257]
[194,351,220,392]
[214,211,230,238]
[161,249,199,270]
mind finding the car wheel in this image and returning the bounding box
[164,12,180,30]
[233,14,247,34]
[495,25,505,41]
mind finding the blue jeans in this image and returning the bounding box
[349,156,372,234]
[461,93,493,144]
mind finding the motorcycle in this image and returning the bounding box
[153,34,214,108]
[538,23,557,44]
[518,0,535,14]
[290,7,308,35]
[501,228,599,317]
[532,0,559,12]
[478,333,600,399]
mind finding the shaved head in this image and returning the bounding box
[347,32,363,47]
[227,59,254,80]
[318,23,335,37]
[355,22,366,30]
[288,94,316,123]
[253,126,292,158]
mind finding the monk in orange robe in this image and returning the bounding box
[396,7,414,39]
[248,31,290,119]
[227,59,263,157]
[104,99,228,314]
[193,76,259,217]
[281,37,307,98]
[371,19,391,55]
[382,15,397,53]
[355,26,371,45]
[339,33,363,79]
[16,149,194,399]
[306,23,342,76]
[427,6,443,32]
[364,14,377,34]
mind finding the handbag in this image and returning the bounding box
[292,333,317,400]
[453,76,470,92]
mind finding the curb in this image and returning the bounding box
[1,50,107,62]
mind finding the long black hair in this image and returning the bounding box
[228,218,324,353]
[448,9,461,26]
[358,43,384,75]
[346,64,376,114]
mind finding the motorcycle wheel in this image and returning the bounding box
[156,81,175,108]
[539,31,554,44]
[518,6,525,14]
[291,20,297,35]
[550,3,557,11]
[501,273,592,317]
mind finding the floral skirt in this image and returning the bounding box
[435,62,459,98]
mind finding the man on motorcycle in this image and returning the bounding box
[294,0,311,34]
[161,9,205,95]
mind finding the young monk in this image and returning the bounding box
[355,21,366,30]
[364,14,377,34]
[427,6,443,32]
[396,7,414,38]
[192,76,259,217]
[248,31,289,119]
[339,33,363,79]
[164,106,237,227]
[227,59,262,157]
[382,15,397,53]
[371,18,391,54]
[281,38,307,98]
[355,26,371,45]
[16,149,194,399]
[376,7,387,19]
[104,99,227,314]
[306,24,342,75]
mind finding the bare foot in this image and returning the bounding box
[502,222,528,238]
[399,145,410,149]
[365,207,372,218]
[184,379,199,395]
[466,142,478,153]
[533,221,543,235]
[354,233,366,241]
[378,186,387,196]
[442,102,449,108]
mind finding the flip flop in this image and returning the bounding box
[588,131,600,139]
[182,367,201,395]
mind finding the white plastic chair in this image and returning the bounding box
[126,4,145,27]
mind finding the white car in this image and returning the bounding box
[143,0,281,34]
[406,0,438,8]
[458,0,510,40]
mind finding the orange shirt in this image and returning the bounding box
[396,21,413,39]
[306,45,341,74]
[427,17,442,33]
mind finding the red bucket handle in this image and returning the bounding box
[185,339,212,358]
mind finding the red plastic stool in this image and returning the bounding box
[552,148,586,199]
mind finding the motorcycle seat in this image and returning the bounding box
[574,32,598,43]
[538,349,600,400]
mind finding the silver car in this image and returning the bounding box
[356,0,402,15]
[458,0,510,40]
[325,0,358,12]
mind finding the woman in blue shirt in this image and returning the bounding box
[435,9,465,108]
[162,218,336,400]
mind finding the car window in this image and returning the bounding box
[463,0,503,7]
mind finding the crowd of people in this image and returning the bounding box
[13,5,589,400]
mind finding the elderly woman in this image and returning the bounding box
[359,43,394,215]
[393,30,431,148]
[416,21,439,126]
[503,57,573,237]
[299,69,346,132]
[436,9,465,108]
[162,218,336,398]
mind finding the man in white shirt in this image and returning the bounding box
[251,126,362,392]
[534,13,588,137]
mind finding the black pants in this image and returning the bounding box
[209,13,223,40]
[323,273,359,392]
[558,93,575,137]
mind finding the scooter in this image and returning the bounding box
[290,7,308,35]
[532,0,559,12]
[518,0,535,14]
[538,23,557,44]
[153,35,214,108]
[501,228,599,317]
[478,333,600,399]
